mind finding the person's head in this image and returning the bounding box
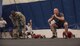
[28,23,30,26]
[0,17,3,20]
[11,10,16,16]
[30,19,32,23]
[53,8,59,14]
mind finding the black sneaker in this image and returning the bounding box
[51,35,57,39]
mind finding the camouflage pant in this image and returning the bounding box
[12,26,26,38]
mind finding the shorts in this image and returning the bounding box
[55,21,64,28]
[51,20,64,28]
[0,27,6,32]
[51,20,56,24]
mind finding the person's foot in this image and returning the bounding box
[51,35,57,39]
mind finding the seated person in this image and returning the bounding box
[25,20,33,38]
[63,30,75,39]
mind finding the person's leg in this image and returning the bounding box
[18,26,22,38]
[3,27,7,38]
[64,22,68,32]
[49,23,57,38]
[3,32,6,38]
[13,28,18,38]
[63,22,68,38]
[22,27,26,38]
[0,28,2,38]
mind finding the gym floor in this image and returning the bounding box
[0,38,80,46]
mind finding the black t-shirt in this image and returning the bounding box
[53,13,65,23]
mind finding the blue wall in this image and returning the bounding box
[2,0,80,30]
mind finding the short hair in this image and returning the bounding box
[0,17,3,20]
[54,8,59,11]
[11,10,16,14]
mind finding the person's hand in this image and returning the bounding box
[30,20,32,23]
[54,14,57,18]
[54,14,60,19]
[48,18,51,23]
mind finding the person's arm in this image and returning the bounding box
[54,13,64,21]
[19,13,26,27]
[9,15,15,25]
[63,32,65,38]
[4,20,7,24]
[30,20,32,27]
[48,15,55,23]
